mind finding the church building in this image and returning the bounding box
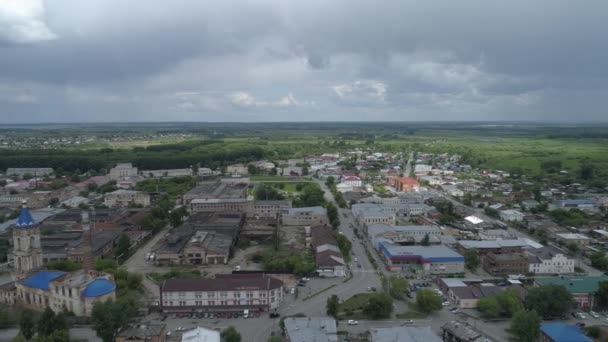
[0,203,117,316]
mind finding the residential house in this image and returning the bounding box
[115,324,167,342]
[370,326,442,342]
[109,163,138,181]
[482,252,529,276]
[225,164,248,177]
[555,233,590,247]
[526,247,575,275]
[341,175,362,187]
[540,323,592,342]
[281,206,327,226]
[284,317,337,342]
[534,275,608,309]
[104,190,151,208]
[499,210,524,222]
[311,225,347,277]
[441,321,494,342]
[389,177,419,192]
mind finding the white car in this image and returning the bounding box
[401,320,414,324]
[578,313,587,319]
[290,288,296,294]
[347,320,359,325]
[354,257,358,262]
[302,277,311,282]
[442,301,451,306]
[590,311,599,318]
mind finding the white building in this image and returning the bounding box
[499,209,524,222]
[104,189,151,207]
[225,164,248,177]
[141,168,192,178]
[181,327,220,342]
[109,163,138,181]
[160,274,284,313]
[526,247,575,274]
[341,176,362,187]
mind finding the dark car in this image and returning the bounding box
[270,312,280,318]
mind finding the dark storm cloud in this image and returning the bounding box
[0,0,607,122]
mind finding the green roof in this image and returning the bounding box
[535,276,608,294]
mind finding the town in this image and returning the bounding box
[1,136,607,342]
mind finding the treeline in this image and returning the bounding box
[0,141,264,173]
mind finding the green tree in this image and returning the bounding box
[326,295,339,318]
[363,293,393,319]
[590,251,608,270]
[388,276,409,300]
[595,281,608,308]
[495,290,523,317]
[114,234,131,258]
[585,325,601,339]
[336,234,352,259]
[294,184,325,207]
[91,300,130,342]
[464,250,479,271]
[525,284,573,318]
[19,310,36,340]
[478,296,501,318]
[421,234,430,246]
[267,336,282,342]
[509,310,541,342]
[325,176,336,187]
[38,329,70,342]
[416,289,442,314]
[38,307,58,337]
[221,326,241,342]
[254,184,285,201]
[0,306,12,329]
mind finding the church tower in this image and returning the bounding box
[80,209,95,271]
[12,202,43,274]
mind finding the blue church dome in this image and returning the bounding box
[15,205,35,227]
[82,278,116,297]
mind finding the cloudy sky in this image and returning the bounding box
[1,0,607,123]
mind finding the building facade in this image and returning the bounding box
[12,205,43,274]
[250,200,292,219]
[109,163,138,181]
[160,274,284,313]
[104,190,151,207]
[281,206,328,226]
[482,253,529,276]
[527,247,575,274]
[379,244,464,274]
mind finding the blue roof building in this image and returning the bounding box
[22,271,67,290]
[540,322,592,342]
[82,278,116,297]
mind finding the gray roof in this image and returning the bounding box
[284,317,337,342]
[368,224,441,236]
[285,206,327,215]
[0,207,66,233]
[370,326,442,342]
[117,324,166,338]
[458,239,529,249]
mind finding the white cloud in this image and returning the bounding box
[230,91,307,108]
[332,80,387,105]
[0,0,57,43]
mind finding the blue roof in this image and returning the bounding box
[15,206,35,227]
[541,323,592,342]
[22,271,67,290]
[82,278,116,297]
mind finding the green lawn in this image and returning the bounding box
[395,302,429,319]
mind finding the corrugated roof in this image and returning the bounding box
[22,271,67,290]
[535,275,608,294]
[540,323,592,342]
[370,326,442,342]
[162,274,283,292]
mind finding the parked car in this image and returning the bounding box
[590,311,599,318]
[577,313,587,319]
[301,277,311,282]
[270,312,280,318]
[347,320,359,325]
[354,257,358,262]
[401,320,414,324]
[442,301,451,306]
